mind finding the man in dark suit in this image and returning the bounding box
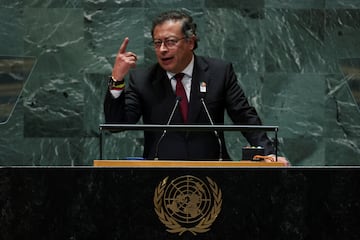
[104,10,288,163]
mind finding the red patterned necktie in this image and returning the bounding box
[174,73,188,122]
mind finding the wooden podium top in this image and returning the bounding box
[93,160,286,168]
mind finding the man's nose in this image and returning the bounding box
[159,42,168,51]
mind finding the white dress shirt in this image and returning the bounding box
[167,55,194,102]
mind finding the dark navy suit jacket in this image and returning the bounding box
[104,55,274,160]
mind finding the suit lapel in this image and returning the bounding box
[150,58,211,124]
[149,67,182,123]
[188,56,209,123]
[151,67,173,99]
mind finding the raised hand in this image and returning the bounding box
[111,37,138,81]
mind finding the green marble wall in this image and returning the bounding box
[0,0,359,166]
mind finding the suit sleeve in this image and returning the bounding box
[103,71,142,124]
[104,89,126,123]
[224,64,275,155]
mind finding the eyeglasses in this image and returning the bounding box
[151,37,186,49]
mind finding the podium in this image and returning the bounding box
[0,166,359,239]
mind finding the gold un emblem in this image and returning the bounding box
[154,175,222,236]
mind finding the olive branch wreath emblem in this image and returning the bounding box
[153,176,222,236]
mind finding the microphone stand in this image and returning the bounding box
[200,98,223,161]
[154,97,181,160]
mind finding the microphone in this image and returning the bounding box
[200,97,223,161]
[154,96,181,160]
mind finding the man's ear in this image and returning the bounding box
[188,36,196,50]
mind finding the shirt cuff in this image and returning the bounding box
[110,89,123,98]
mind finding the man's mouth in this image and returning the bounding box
[161,56,174,63]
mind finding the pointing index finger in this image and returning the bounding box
[118,37,129,54]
